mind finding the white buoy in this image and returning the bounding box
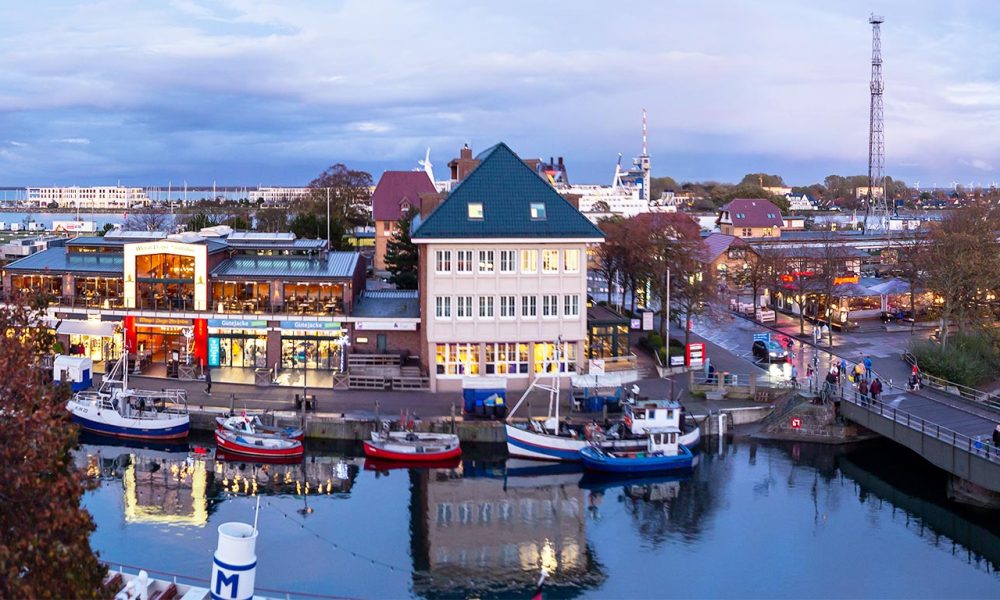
[211,522,258,600]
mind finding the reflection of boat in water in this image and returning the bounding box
[78,430,189,454]
[215,447,304,465]
[503,458,582,488]
[364,456,462,472]
[578,470,691,494]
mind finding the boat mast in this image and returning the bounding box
[505,336,563,433]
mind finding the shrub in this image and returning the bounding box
[910,331,1000,387]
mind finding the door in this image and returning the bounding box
[376,334,387,353]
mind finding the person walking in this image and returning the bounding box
[993,424,1000,447]
[854,362,865,383]
[204,360,212,395]
[864,356,873,380]
[790,365,799,388]
[869,378,883,402]
[839,358,848,378]
[858,378,869,406]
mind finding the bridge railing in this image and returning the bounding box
[917,371,1000,411]
[840,391,1000,465]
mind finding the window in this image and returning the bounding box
[521,295,537,317]
[563,249,580,273]
[468,202,484,219]
[436,343,479,376]
[485,342,529,375]
[542,249,559,273]
[500,295,516,318]
[499,250,516,273]
[478,296,494,318]
[521,249,538,273]
[530,202,547,220]
[542,294,558,317]
[435,296,451,319]
[742,228,752,237]
[564,294,580,317]
[456,250,473,273]
[533,341,577,373]
[478,250,495,273]
[435,250,452,273]
[457,296,473,319]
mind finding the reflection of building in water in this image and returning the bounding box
[410,461,604,596]
[209,456,359,498]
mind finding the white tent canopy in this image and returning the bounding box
[56,320,118,337]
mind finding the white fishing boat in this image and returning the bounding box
[66,339,189,441]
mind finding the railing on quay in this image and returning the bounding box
[918,371,1000,411]
[5,292,348,318]
[840,389,1000,465]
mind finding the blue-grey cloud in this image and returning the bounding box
[1,0,1000,186]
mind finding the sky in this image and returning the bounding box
[1,0,1000,188]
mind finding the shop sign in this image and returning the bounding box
[137,316,193,327]
[208,337,221,367]
[280,320,342,331]
[354,320,416,331]
[208,319,268,329]
[834,274,859,285]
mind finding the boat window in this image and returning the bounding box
[636,410,646,420]
[649,409,657,420]
[671,433,677,443]
[667,409,674,419]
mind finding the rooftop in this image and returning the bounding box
[720,198,785,228]
[5,247,124,274]
[352,289,420,319]
[371,171,436,222]
[701,232,751,263]
[412,143,603,240]
[210,253,360,280]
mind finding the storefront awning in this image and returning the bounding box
[56,320,119,337]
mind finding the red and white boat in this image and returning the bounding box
[214,429,304,460]
[215,414,305,441]
[362,430,461,462]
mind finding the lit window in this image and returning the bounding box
[563,249,580,273]
[542,249,559,273]
[530,202,546,220]
[436,343,479,376]
[468,202,484,219]
[435,250,452,273]
[485,342,529,375]
[533,341,576,373]
[478,250,495,273]
[521,249,538,273]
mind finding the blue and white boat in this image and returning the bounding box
[66,349,189,441]
[580,429,694,474]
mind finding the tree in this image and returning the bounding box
[641,213,702,343]
[731,246,778,309]
[184,212,218,232]
[291,164,374,248]
[813,235,855,346]
[255,208,288,232]
[594,217,627,306]
[739,173,785,188]
[671,244,717,351]
[0,305,108,597]
[124,209,171,231]
[649,176,679,201]
[384,209,419,290]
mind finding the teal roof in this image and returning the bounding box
[211,253,359,280]
[412,143,604,240]
[5,248,123,275]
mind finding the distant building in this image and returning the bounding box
[253,187,310,206]
[717,198,784,238]
[763,185,792,196]
[413,143,603,392]
[370,171,437,273]
[701,232,756,287]
[786,192,818,211]
[855,186,885,199]
[26,186,150,209]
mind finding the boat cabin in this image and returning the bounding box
[646,426,682,457]
[624,399,682,436]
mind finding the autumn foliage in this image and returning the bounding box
[0,305,107,598]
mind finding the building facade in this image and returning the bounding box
[413,143,603,392]
[371,171,437,273]
[26,186,150,209]
[717,198,785,238]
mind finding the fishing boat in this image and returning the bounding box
[216,414,304,441]
[622,399,701,449]
[362,430,462,462]
[214,429,304,460]
[66,347,189,441]
[580,429,694,474]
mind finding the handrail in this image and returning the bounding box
[840,390,1000,464]
[917,371,1000,410]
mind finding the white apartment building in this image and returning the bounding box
[26,186,150,209]
[253,186,311,206]
[412,143,604,392]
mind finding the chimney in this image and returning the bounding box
[557,156,564,167]
[460,144,472,160]
[419,192,446,219]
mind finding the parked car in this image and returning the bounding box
[752,339,789,363]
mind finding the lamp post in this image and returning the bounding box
[300,341,312,421]
[325,187,331,249]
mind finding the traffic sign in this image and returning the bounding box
[753,333,771,343]
[686,342,705,367]
[790,417,802,429]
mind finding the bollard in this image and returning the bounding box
[211,522,258,600]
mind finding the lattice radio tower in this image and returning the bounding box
[862,13,890,233]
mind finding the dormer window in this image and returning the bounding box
[530,202,547,220]
[468,202,483,220]
[400,200,411,212]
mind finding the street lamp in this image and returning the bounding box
[300,341,313,419]
[335,335,350,373]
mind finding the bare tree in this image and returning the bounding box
[124,208,171,232]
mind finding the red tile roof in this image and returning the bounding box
[720,198,784,228]
[371,171,436,222]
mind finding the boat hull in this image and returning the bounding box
[362,441,462,462]
[363,456,462,471]
[680,426,701,449]
[214,431,304,459]
[580,445,694,474]
[69,410,189,441]
[504,424,587,461]
[215,416,304,441]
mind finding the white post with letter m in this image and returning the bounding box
[211,522,258,600]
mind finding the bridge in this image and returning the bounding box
[839,385,1000,504]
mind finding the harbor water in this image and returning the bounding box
[81,436,1000,598]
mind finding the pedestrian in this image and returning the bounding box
[864,356,873,379]
[870,378,882,402]
[839,358,847,377]
[854,362,865,383]
[993,424,1000,447]
[806,364,814,380]
[790,365,798,388]
[858,378,869,405]
[909,372,921,391]
[204,361,212,395]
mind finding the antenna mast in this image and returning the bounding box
[862,14,889,234]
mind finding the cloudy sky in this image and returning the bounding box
[1,0,999,187]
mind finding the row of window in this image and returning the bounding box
[435,341,577,376]
[434,294,581,319]
[435,249,580,275]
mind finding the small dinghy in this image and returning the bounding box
[363,430,461,462]
[580,428,694,475]
[214,429,304,460]
[216,414,304,441]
